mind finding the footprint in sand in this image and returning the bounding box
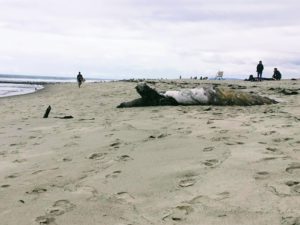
[46,200,76,216]
[214,191,230,200]
[63,142,78,147]
[109,140,122,149]
[273,137,294,143]
[285,181,300,187]
[113,192,135,203]
[32,170,44,175]
[13,158,27,163]
[262,130,277,136]
[148,133,169,140]
[10,142,26,147]
[35,216,57,225]
[116,155,133,162]
[203,159,219,167]
[64,184,97,199]
[105,170,122,179]
[211,136,229,142]
[265,147,282,154]
[286,163,300,174]
[203,147,214,152]
[0,151,7,156]
[62,157,72,162]
[267,184,290,197]
[225,141,245,145]
[162,205,193,221]
[26,187,47,194]
[32,167,59,175]
[178,128,192,135]
[36,200,76,224]
[46,208,65,217]
[219,130,229,134]
[88,152,107,160]
[241,122,251,127]
[260,157,278,161]
[178,178,196,188]
[281,216,300,225]
[291,185,300,195]
[254,171,270,180]
[207,119,215,125]
[5,173,19,179]
[71,135,81,139]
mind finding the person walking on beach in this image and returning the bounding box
[272,68,282,80]
[77,72,85,88]
[256,61,264,81]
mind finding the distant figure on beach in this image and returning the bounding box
[272,68,282,80]
[248,74,256,81]
[77,72,85,88]
[256,61,264,81]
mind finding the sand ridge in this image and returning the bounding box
[0,80,299,225]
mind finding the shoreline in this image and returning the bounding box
[0,78,298,99]
[0,80,51,85]
[0,82,45,98]
[0,79,110,98]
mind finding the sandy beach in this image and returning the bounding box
[0,79,299,225]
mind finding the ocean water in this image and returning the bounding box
[0,74,244,98]
[0,74,109,98]
[0,83,44,97]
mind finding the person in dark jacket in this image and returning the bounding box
[272,68,282,80]
[256,61,264,81]
[77,72,85,88]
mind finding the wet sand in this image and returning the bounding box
[0,79,299,225]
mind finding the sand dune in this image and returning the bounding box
[0,80,299,225]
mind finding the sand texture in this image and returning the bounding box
[0,80,299,225]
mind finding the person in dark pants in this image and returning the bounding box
[272,68,282,80]
[77,72,85,88]
[256,61,264,81]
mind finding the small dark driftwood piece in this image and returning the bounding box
[279,89,299,95]
[43,105,73,119]
[54,116,74,119]
[43,105,51,118]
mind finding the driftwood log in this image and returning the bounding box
[117,83,277,108]
[43,105,73,119]
[43,105,51,118]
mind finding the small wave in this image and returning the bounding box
[0,83,44,98]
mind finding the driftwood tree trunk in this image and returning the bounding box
[43,105,51,118]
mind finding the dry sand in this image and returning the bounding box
[0,79,299,225]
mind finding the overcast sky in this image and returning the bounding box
[1,0,300,79]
